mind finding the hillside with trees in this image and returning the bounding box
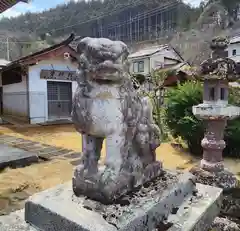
[0,0,189,38]
[0,0,239,61]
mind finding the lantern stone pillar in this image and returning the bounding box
[192,37,240,172]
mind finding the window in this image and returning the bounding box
[220,88,225,100]
[232,49,237,56]
[133,62,138,73]
[209,87,215,100]
[2,67,22,86]
[138,61,144,72]
[133,61,144,73]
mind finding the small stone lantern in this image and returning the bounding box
[192,37,240,173]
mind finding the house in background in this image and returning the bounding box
[0,0,28,13]
[227,36,240,63]
[0,34,79,125]
[225,36,240,87]
[128,45,185,76]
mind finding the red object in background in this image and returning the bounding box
[163,75,178,87]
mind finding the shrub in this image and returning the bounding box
[224,87,240,157]
[164,81,240,158]
[164,81,204,155]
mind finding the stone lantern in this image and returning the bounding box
[192,37,240,173]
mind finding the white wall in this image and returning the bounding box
[227,43,240,62]
[1,73,28,119]
[129,48,182,75]
[159,48,182,61]
[164,58,179,66]
[150,53,164,70]
[28,58,78,124]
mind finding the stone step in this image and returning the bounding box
[0,135,77,161]
[0,144,39,170]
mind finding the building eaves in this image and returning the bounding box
[230,36,240,45]
[0,0,28,13]
[128,45,168,59]
[169,45,185,63]
[1,33,76,72]
[128,44,186,63]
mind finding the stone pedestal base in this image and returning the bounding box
[0,172,223,231]
[73,161,162,204]
[200,159,224,172]
[28,171,198,231]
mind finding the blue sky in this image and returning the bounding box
[1,0,201,19]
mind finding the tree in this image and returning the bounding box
[201,0,240,26]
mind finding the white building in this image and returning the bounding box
[0,34,79,125]
[226,36,240,88]
[128,45,185,76]
[227,36,240,63]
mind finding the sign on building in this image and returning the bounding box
[40,70,77,81]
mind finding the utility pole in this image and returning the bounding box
[6,37,10,61]
[129,12,132,44]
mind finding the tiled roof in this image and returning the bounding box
[230,36,240,44]
[1,34,76,71]
[0,59,10,66]
[0,0,28,13]
[128,45,168,58]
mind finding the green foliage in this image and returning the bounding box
[138,69,170,141]
[164,82,240,157]
[224,87,240,157]
[178,3,203,30]
[164,81,204,154]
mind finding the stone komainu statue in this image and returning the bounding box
[71,37,162,203]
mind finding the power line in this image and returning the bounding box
[47,0,180,33]
[106,1,178,30]
[0,41,45,44]
[0,0,181,48]
[48,0,147,33]
[7,1,178,44]
[94,1,179,42]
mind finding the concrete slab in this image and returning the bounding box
[0,144,39,170]
[24,171,199,231]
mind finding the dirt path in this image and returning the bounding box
[0,159,73,215]
[1,124,240,172]
[0,124,197,168]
